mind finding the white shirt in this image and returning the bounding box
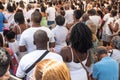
[66,47,88,80]
[52,25,68,53]
[114,18,120,29]
[102,13,111,34]
[8,40,19,54]
[25,9,34,20]
[110,49,120,63]
[46,7,56,21]
[105,17,115,35]
[16,50,63,80]
[64,9,74,24]
[19,27,55,52]
[89,15,101,29]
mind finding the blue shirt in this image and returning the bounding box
[93,56,118,80]
[0,12,6,32]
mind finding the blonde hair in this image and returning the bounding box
[34,59,71,80]
[86,20,97,42]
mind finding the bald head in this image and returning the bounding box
[34,30,49,46]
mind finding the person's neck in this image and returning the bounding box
[32,23,40,27]
[36,45,47,50]
[100,54,108,60]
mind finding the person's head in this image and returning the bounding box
[0,33,3,47]
[95,46,108,61]
[34,30,49,49]
[111,36,120,49]
[14,12,25,24]
[31,11,42,24]
[70,22,93,53]
[104,6,111,13]
[48,2,52,7]
[5,31,15,42]
[7,3,14,12]
[26,4,32,11]
[41,6,46,13]
[0,48,10,80]
[55,15,65,26]
[0,4,4,10]
[19,1,25,9]
[73,9,83,20]
[87,9,96,16]
[34,59,70,80]
[110,10,117,17]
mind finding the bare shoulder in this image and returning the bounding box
[60,46,71,62]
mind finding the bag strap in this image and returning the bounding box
[25,50,49,74]
[70,47,90,79]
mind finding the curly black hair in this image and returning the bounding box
[70,22,93,53]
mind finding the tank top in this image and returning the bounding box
[66,47,88,80]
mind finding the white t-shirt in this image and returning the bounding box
[102,13,111,34]
[52,25,68,53]
[16,50,63,80]
[25,9,34,20]
[105,17,115,35]
[4,13,14,27]
[46,7,56,21]
[89,15,101,29]
[64,9,74,24]
[8,40,19,54]
[19,27,55,52]
[109,49,120,63]
[114,18,120,29]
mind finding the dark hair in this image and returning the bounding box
[88,9,96,15]
[74,9,83,19]
[0,48,10,77]
[0,4,4,10]
[55,15,65,26]
[19,1,25,9]
[70,23,93,53]
[0,33,3,47]
[110,10,117,17]
[48,2,52,6]
[14,12,25,24]
[41,6,46,13]
[107,6,112,12]
[6,31,15,41]
[7,3,14,12]
[97,10,104,18]
[31,11,42,23]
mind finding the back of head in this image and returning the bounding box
[7,3,14,12]
[96,46,107,55]
[5,31,15,41]
[14,12,25,24]
[111,36,120,49]
[48,2,52,6]
[34,30,49,44]
[110,10,117,17]
[73,9,83,20]
[0,48,10,77]
[55,15,65,26]
[88,9,96,15]
[70,22,93,53]
[31,11,42,24]
[34,59,70,80]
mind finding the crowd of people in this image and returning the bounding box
[0,0,120,80]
